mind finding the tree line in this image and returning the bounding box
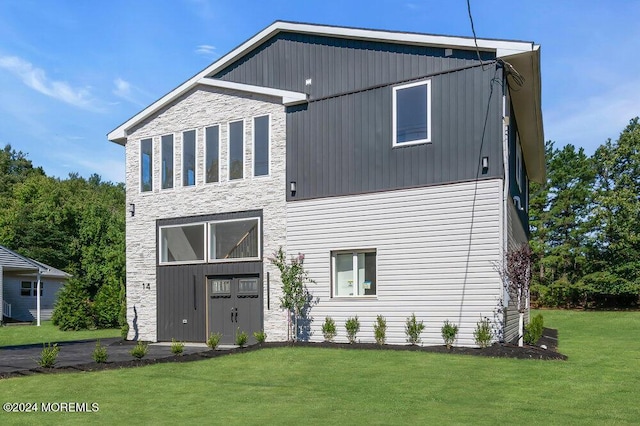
[530,118,640,308]
[0,145,125,329]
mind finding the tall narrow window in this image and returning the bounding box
[205,125,219,183]
[229,120,244,180]
[161,134,174,189]
[182,130,196,186]
[253,115,269,176]
[332,250,377,297]
[515,134,523,192]
[393,80,431,146]
[140,138,153,192]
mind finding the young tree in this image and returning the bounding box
[497,244,533,346]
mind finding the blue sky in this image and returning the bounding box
[1,0,639,183]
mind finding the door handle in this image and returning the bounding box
[231,308,235,322]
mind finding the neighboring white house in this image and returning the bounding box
[108,21,544,346]
[0,245,70,323]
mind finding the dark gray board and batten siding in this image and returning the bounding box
[213,32,504,201]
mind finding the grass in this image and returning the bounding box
[0,321,120,347]
[1,310,639,424]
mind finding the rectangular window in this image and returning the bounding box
[332,250,377,297]
[253,115,269,176]
[161,134,174,189]
[392,80,431,146]
[228,120,244,180]
[159,223,205,263]
[515,134,523,192]
[205,125,220,183]
[209,218,260,261]
[21,281,42,297]
[140,138,153,192]
[183,130,196,187]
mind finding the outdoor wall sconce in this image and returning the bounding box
[290,181,297,196]
[482,156,489,172]
[129,203,135,217]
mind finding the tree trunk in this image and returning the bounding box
[518,312,524,347]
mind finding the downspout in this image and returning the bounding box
[36,270,41,326]
[501,74,511,341]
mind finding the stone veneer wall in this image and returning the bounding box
[125,86,288,342]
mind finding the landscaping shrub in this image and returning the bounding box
[51,278,94,331]
[321,317,337,342]
[405,313,425,345]
[92,340,108,363]
[131,341,148,359]
[93,280,121,328]
[171,339,185,355]
[235,329,248,347]
[253,330,267,344]
[207,332,222,350]
[374,315,387,345]
[121,323,130,340]
[473,318,492,348]
[37,343,59,368]
[524,313,544,345]
[441,320,458,349]
[345,316,360,343]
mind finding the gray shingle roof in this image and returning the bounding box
[0,245,71,278]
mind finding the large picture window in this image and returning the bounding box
[183,129,196,187]
[253,115,269,176]
[209,218,260,261]
[159,224,205,263]
[140,138,153,192]
[161,134,174,189]
[228,120,244,180]
[332,250,377,297]
[205,125,220,183]
[392,80,431,147]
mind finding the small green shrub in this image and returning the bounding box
[441,320,459,349]
[92,340,108,363]
[207,332,222,350]
[120,323,130,340]
[51,278,93,331]
[321,317,337,342]
[473,318,492,348]
[130,341,148,359]
[235,329,248,347]
[405,313,425,345]
[524,313,544,345]
[345,316,360,344]
[171,338,185,355]
[37,343,60,368]
[373,315,387,345]
[253,330,267,344]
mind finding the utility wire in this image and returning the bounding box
[466,0,486,68]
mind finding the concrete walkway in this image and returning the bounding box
[0,339,215,375]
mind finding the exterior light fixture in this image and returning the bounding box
[129,203,135,217]
[482,156,489,171]
[290,181,297,196]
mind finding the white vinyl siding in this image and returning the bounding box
[287,179,503,346]
[2,276,64,321]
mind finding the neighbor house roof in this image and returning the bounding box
[108,20,544,182]
[0,245,71,279]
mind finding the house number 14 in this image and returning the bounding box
[142,283,150,290]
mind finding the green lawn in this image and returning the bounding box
[0,321,120,347]
[1,310,639,424]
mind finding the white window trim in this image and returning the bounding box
[331,249,377,298]
[252,114,271,178]
[182,128,198,188]
[227,119,245,181]
[208,217,261,263]
[392,79,432,147]
[160,133,176,190]
[204,124,221,185]
[139,137,154,193]
[158,222,208,265]
[21,281,43,297]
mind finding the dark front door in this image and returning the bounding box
[207,276,262,345]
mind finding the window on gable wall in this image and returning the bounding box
[332,250,377,297]
[229,120,244,180]
[253,115,270,177]
[161,134,174,189]
[183,130,196,186]
[205,125,220,183]
[140,138,153,192]
[393,80,431,147]
[515,133,523,193]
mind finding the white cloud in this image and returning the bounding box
[112,77,149,107]
[0,55,97,110]
[195,44,217,58]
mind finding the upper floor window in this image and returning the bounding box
[159,223,206,263]
[209,218,260,261]
[161,134,174,189]
[253,115,270,177]
[205,125,220,183]
[392,80,431,147]
[140,138,153,192]
[228,120,244,180]
[183,130,196,187]
[332,250,377,297]
[515,133,523,192]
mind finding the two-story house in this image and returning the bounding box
[108,21,543,346]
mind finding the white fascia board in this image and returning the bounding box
[197,78,307,105]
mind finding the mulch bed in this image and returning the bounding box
[0,327,565,380]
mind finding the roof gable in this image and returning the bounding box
[0,245,71,278]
